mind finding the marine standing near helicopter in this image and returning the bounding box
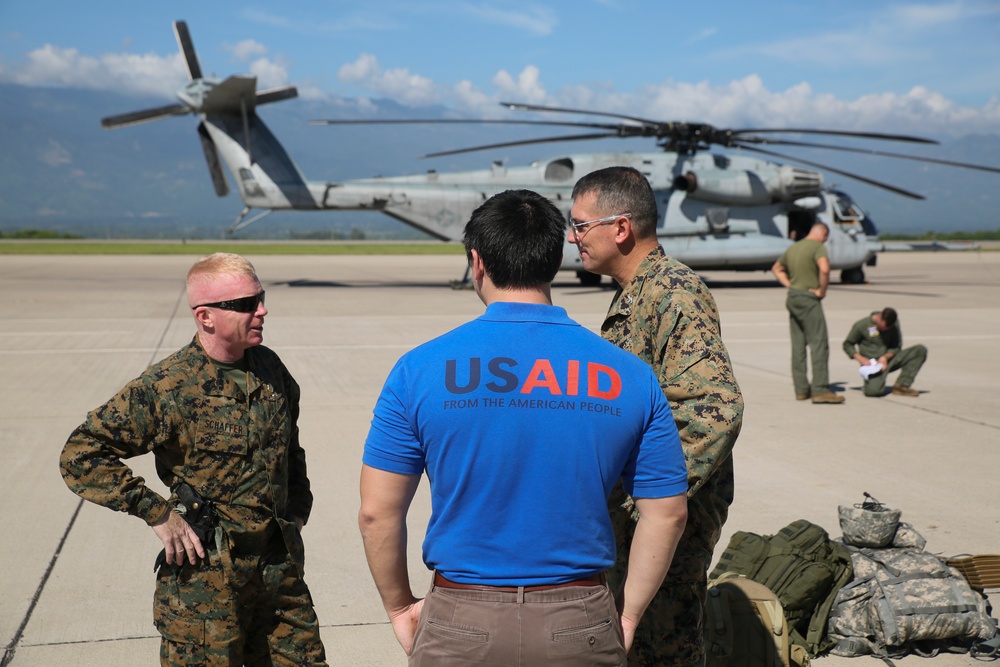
[771,222,845,404]
[59,253,328,666]
[569,166,744,667]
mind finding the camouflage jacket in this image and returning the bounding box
[60,336,313,561]
[602,246,743,497]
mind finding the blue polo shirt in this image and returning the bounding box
[363,302,686,585]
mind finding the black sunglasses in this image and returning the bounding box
[192,290,265,313]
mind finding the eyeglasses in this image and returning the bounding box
[568,212,631,235]
[192,291,265,313]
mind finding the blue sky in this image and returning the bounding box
[1,1,999,136]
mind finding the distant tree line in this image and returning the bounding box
[4,227,998,242]
[0,229,83,239]
[289,229,367,241]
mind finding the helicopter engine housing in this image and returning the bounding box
[674,165,822,205]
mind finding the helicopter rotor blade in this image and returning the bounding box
[307,99,998,195]
[256,86,299,106]
[734,143,925,200]
[173,21,202,80]
[499,101,662,127]
[309,118,630,132]
[732,128,937,145]
[734,138,1000,175]
[421,131,627,158]
[101,103,191,129]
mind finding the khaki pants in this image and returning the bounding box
[410,575,625,666]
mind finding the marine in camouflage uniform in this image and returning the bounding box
[602,247,743,667]
[569,167,743,666]
[59,254,327,666]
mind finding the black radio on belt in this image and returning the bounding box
[174,482,217,544]
[153,482,218,572]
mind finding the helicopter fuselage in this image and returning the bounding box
[210,111,879,280]
[104,20,999,287]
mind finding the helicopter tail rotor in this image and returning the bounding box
[100,21,301,200]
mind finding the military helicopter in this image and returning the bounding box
[102,21,1000,285]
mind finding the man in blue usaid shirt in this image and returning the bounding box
[359,189,688,666]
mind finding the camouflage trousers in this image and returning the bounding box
[153,548,327,666]
[608,459,733,667]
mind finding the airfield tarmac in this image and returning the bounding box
[1,249,998,666]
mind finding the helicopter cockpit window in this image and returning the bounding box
[832,196,861,224]
[544,158,574,182]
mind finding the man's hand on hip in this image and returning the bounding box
[152,509,206,566]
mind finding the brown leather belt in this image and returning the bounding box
[434,571,606,593]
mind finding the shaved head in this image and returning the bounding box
[186,253,258,308]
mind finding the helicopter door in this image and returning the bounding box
[787,210,815,240]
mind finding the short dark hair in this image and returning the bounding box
[464,189,566,288]
[571,166,658,238]
[880,307,898,327]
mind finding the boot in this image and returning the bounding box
[891,385,919,397]
[812,391,845,404]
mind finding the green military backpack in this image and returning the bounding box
[709,519,854,656]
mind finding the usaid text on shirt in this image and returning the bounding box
[444,356,624,416]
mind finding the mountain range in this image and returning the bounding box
[1,83,998,239]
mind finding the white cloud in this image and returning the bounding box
[339,53,380,83]
[491,66,548,105]
[6,44,186,98]
[888,2,968,29]
[338,54,440,106]
[456,3,558,36]
[4,36,999,138]
[296,84,330,102]
[741,1,999,72]
[243,8,402,33]
[333,56,1000,137]
[686,27,717,45]
[625,77,1000,137]
[226,39,268,62]
[39,139,71,166]
[249,56,290,89]
[2,40,293,100]
[453,80,492,112]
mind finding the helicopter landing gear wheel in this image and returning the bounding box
[841,267,867,284]
[577,270,603,287]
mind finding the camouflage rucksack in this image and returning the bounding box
[710,519,854,656]
[826,546,998,659]
[704,572,810,667]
